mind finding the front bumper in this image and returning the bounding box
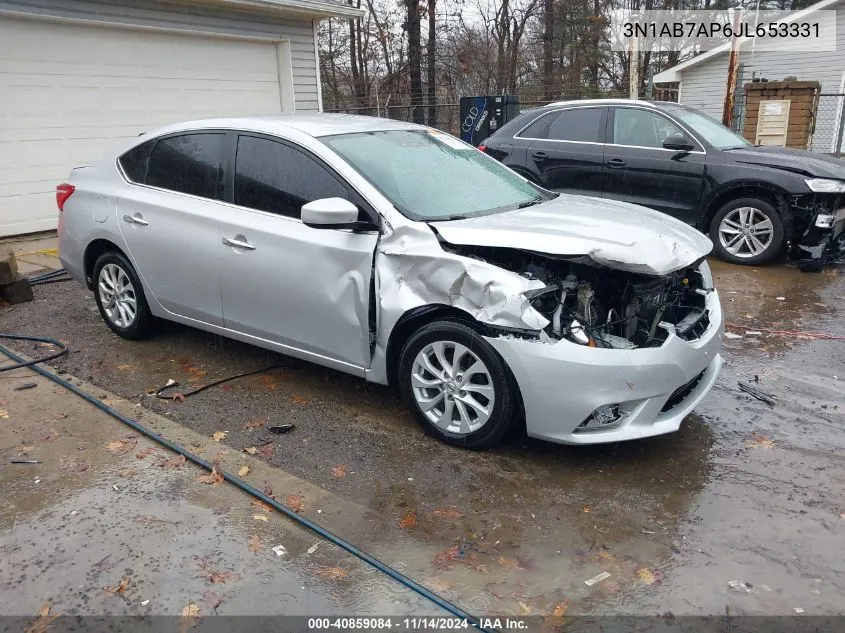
[793,201,845,265]
[485,289,724,444]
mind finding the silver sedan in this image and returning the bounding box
[57,115,723,449]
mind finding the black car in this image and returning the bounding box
[481,99,845,266]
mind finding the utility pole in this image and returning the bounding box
[722,9,742,127]
[628,34,639,99]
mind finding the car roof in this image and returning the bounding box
[142,113,427,139]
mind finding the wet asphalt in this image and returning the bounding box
[1,258,844,619]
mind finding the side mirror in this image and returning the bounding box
[301,197,360,229]
[663,134,695,151]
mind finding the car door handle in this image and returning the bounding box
[222,236,256,251]
[607,158,626,168]
[531,151,548,161]
[122,214,148,226]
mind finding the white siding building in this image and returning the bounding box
[653,0,845,152]
[0,0,362,236]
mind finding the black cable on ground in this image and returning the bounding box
[155,365,287,400]
[0,334,68,372]
[0,334,490,630]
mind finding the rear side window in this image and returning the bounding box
[517,112,556,139]
[234,135,347,218]
[118,140,154,183]
[547,108,603,143]
[146,133,222,199]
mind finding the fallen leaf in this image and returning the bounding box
[259,375,278,391]
[312,565,348,580]
[202,590,222,611]
[118,469,138,478]
[432,506,462,519]
[518,601,532,616]
[746,434,774,449]
[582,505,592,513]
[172,393,186,403]
[259,443,275,458]
[0,409,9,419]
[180,602,201,631]
[243,419,265,430]
[253,514,268,522]
[251,499,272,513]
[248,534,262,553]
[179,361,208,380]
[116,364,135,371]
[61,456,91,473]
[432,545,485,571]
[104,576,131,594]
[291,395,310,405]
[840,512,845,520]
[262,486,276,499]
[25,602,57,633]
[497,556,521,571]
[597,550,614,561]
[136,447,155,459]
[211,450,227,466]
[286,494,305,513]
[243,446,258,455]
[552,600,569,617]
[106,439,137,454]
[331,464,348,479]
[636,567,663,585]
[398,511,417,529]
[195,561,237,585]
[17,445,35,455]
[157,454,186,469]
[196,468,224,485]
[211,431,228,442]
[237,465,250,477]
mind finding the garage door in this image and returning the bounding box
[0,17,283,236]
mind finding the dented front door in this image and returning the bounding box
[218,134,378,369]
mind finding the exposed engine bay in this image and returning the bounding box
[440,242,711,349]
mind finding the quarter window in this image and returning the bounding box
[547,108,603,143]
[612,108,685,148]
[146,133,222,199]
[118,140,154,183]
[234,135,347,218]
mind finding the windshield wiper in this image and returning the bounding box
[518,195,546,209]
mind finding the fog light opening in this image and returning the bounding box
[576,404,624,432]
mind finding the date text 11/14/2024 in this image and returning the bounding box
[307,617,529,630]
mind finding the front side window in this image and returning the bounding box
[547,108,603,143]
[322,130,548,221]
[234,135,347,218]
[146,133,222,199]
[612,108,684,148]
[670,107,751,150]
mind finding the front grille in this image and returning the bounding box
[661,370,706,413]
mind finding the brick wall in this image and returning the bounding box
[743,80,821,149]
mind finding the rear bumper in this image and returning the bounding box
[485,289,723,444]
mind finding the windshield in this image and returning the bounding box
[322,129,550,221]
[671,108,751,150]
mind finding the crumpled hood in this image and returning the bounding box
[726,146,845,179]
[430,194,713,276]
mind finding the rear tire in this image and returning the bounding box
[93,251,155,340]
[709,197,785,265]
[398,319,517,450]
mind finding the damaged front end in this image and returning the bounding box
[439,242,714,350]
[788,194,845,267]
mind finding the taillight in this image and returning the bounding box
[56,183,75,211]
[477,144,487,153]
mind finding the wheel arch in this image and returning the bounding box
[83,239,129,290]
[384,304,526,432]
[701,182,793,240]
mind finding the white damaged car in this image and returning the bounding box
[57,115,723,449]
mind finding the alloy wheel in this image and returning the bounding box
[410,341,495,435]
[718,207,774,258]
[98,263,138,328]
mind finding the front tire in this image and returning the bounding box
[709,198,785,265]
[398,319,517,449]
[93,251,155,339]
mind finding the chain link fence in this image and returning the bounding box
[810,93,845,156]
